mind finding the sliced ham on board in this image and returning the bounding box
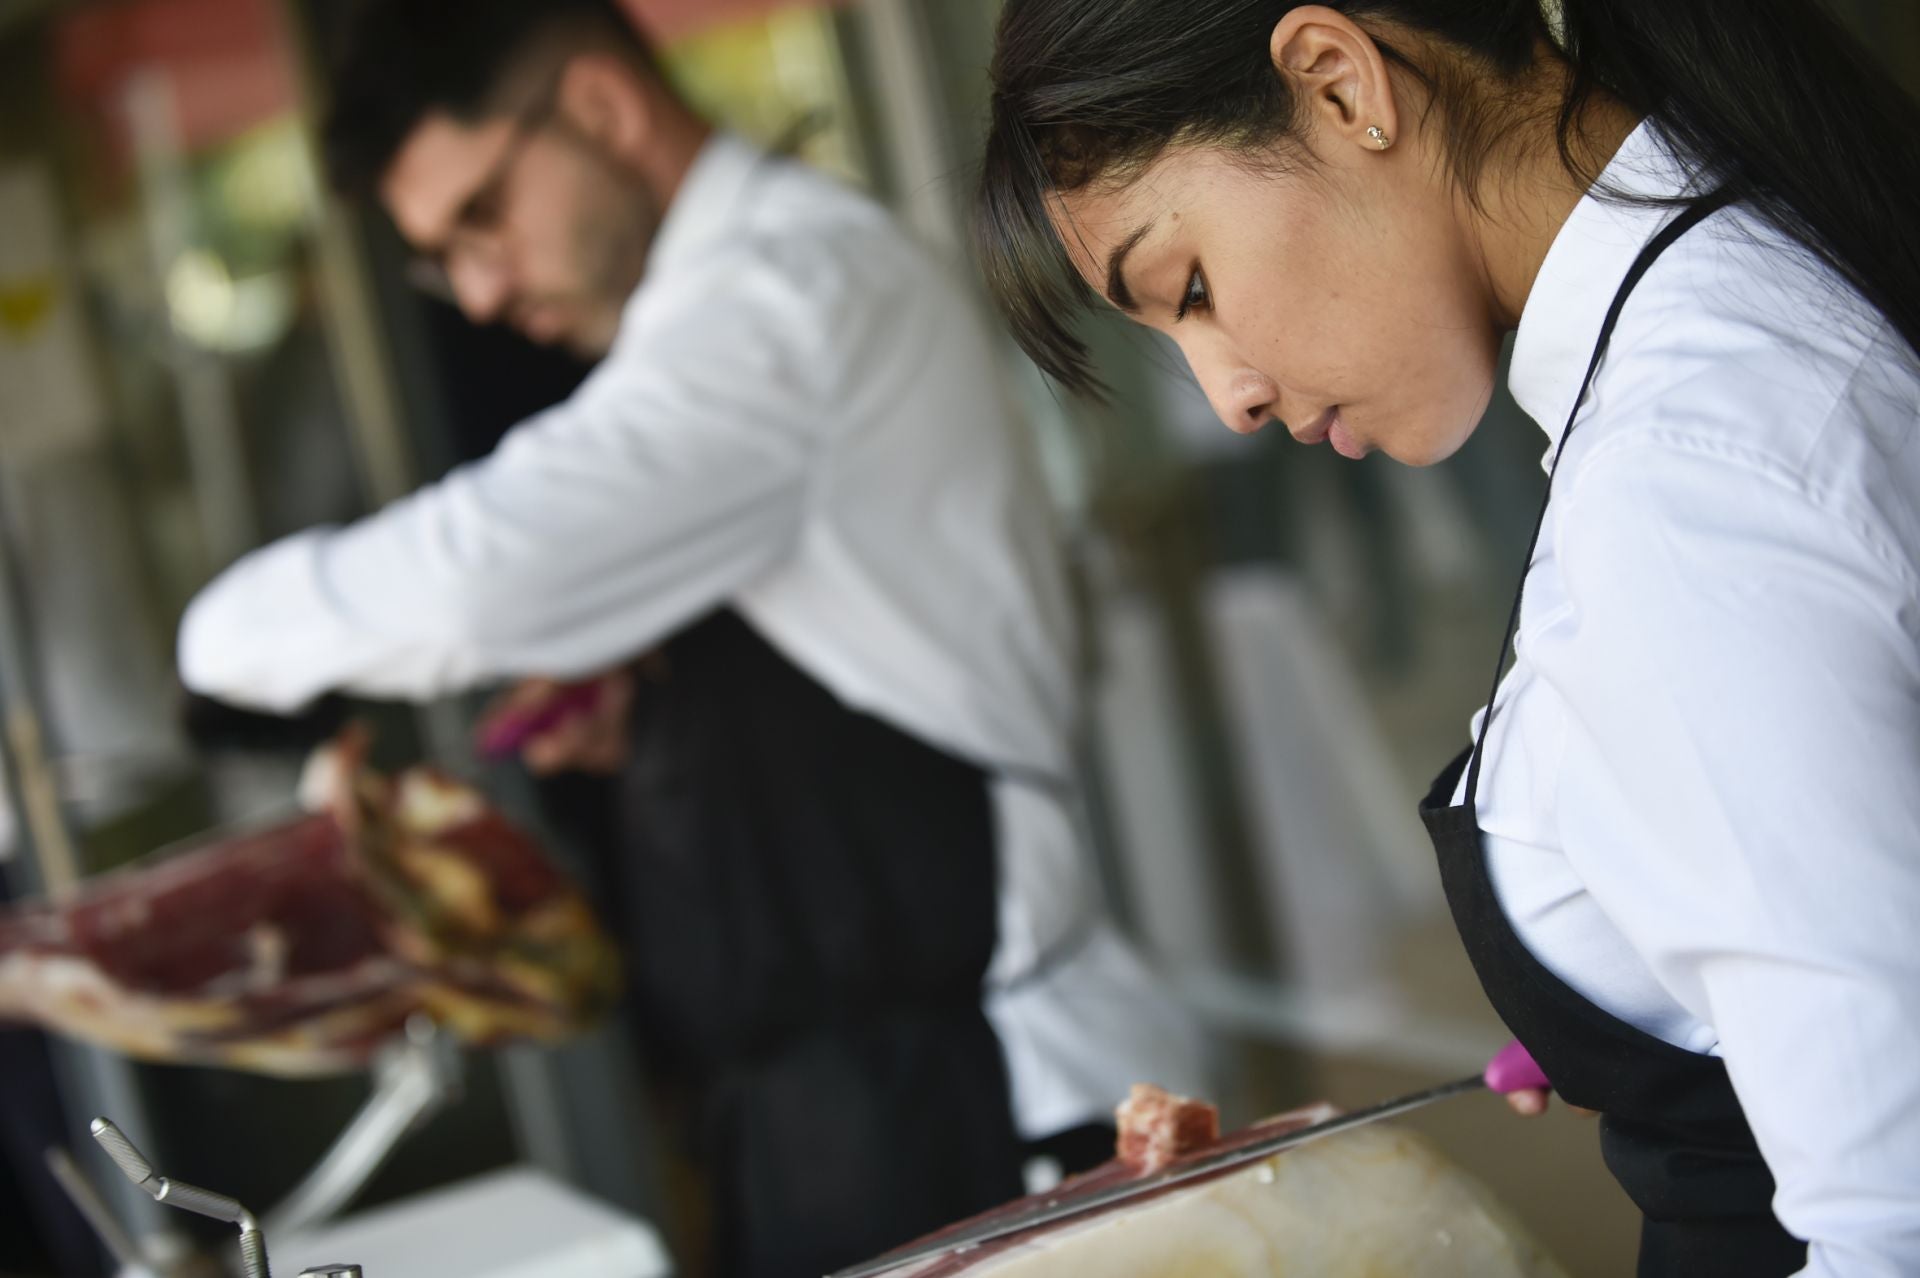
[0,731,620,1075]
[879,1090,1568,1277]
[1114,1083,1220,1175]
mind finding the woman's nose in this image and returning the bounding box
[1202,367,1280,436]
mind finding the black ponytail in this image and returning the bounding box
[1556,0,1920,357]
[977,0,1920,395]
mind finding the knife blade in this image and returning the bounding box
[828,1040,1549,1278]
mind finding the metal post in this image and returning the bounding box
[0,476,174,1256]
[123,71,262,568]
[851,0,965,252]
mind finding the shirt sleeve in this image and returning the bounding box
[1541,435,1920,1277]
[178,247,834,712]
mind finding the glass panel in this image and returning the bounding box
[0,0,521,1248]
[0,0,380,866]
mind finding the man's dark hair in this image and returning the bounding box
[323,0,659,198]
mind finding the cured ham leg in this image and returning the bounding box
[0,732,620,1075]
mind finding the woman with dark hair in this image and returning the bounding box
[975,2,1919,1275]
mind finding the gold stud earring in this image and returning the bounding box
[1366,125,1392,151]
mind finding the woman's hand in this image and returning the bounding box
[1505,1088,1597,1119]
[1484,1041,1594,1118]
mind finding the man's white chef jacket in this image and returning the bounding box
[180,133,1207,1137]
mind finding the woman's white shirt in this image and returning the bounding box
[1464,121,1920,1276]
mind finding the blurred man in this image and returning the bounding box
[178,2,1206,1274]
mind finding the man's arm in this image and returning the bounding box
[179,254,825,712]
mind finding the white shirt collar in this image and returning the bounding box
[642,130,770,279]
[1509,120,1716,454]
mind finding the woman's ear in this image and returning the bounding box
[555,52,656,159]
[1270,5,1400,154]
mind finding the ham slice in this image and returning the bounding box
[884,1102,1568,1277]
[0,731,620,1074]
[1115,1083,1220,1174]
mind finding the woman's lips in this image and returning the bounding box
[1327,412,1368,460]
[1293,406,1366,458]
[1293,407,1338,445]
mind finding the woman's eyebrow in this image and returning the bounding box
[1105,221,1155,313]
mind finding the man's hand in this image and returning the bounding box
[478,671,636,776]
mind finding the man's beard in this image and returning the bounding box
[532,141,660,360]
[564,183,656,357]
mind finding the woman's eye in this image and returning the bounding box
[1175,269,1210,321]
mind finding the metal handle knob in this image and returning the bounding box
[88,1119,155,1187]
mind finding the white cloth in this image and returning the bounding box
[1461,121,1920,1276]
[179,133,1208,1136]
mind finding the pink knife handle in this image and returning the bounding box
[1483,1039,1551,1094]
[477,681,606,760]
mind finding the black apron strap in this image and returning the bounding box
[1418,186,1808,1276]
[1464,189,1739,812]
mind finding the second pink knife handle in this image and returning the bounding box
[1483,1039,1552,1094]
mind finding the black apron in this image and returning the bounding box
[605,609,1024,1278]
[1419,191,1809,1277]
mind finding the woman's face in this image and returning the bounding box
[1051,125,1502,466]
